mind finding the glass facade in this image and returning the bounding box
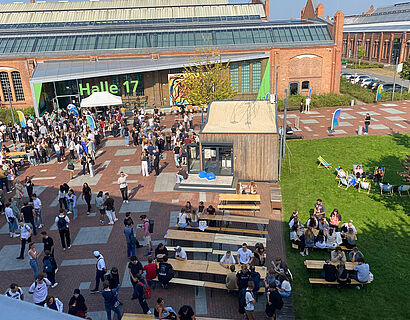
[252,61,261,92]
[0,72,12,101]
[0,25,332,54]
[11,71,25,101]
[241,62,250,92]
[230,63,239,90]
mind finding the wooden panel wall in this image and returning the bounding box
[201,133,279,181]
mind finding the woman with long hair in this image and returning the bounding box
[68,289,88,318]
[44,295,63,312]
[154,297,177,319]
[95,191,106,225]
[28,242,39,281]
[82,183,92,215]
[329,209,341,230]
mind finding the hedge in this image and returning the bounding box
[340,78,410,103]
[277,92,355,110]
[346,63,384,69]
[0,107,35,124]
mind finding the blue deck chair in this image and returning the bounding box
[317,156,332,169]
[379,183,393,196]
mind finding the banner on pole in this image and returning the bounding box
[86,115,96,130]
[67,104,79,116]
[16,110,26,128]
[308,88,312,99]
[331,108,342,130]
[375,84,382,102]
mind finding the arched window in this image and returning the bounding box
[302,81,310,90]
[0,72,12,101]
[11,71,24,101]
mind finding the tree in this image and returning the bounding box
[357,44,365,66]
[182,47,238,107]
[398,154,410,183]
[399,58,410,80]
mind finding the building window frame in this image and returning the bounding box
[11,71,25,101]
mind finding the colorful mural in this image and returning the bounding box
[168,73,187,106]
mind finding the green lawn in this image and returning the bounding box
[280,134,410,320]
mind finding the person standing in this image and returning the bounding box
[67,189,78,219]
[25,176,34,202]
[28,242,39,281]
[244,281,256,320]
[55,209,71,251]
[128,256,144,289]
[103,192,118,225]
[124,125,129,146]
[265,282,284,320]
[153,150,160,176]
[95,191,106,225]
[16,220,32,259]
[81,183,92,215]
[305,97,311,113]
[140,215,153,256]
[32,193,43,229]
[299,99,304,113]
[124,221,137,258]
[68,289,88,318]
[118,172,129,203]
[20,201,37,236]
[28,274,52,306]
[91,251,106,293]
[5,202,19,238]
[173,144,180,167]
[132,274,151,314]
[101,280,122,320]
[364,113,371,135]
[87,155,95,177]
[43,250,58,288]
[141,151,149,177]
[41,231,55,257]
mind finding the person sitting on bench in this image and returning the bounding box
[350,257,369,289]
[336,262,350,291]
[318,217,329,231]
[349,247,364,262]
[315,231,327,249]
[174,246,187,261]
[157,257,174,289]
[288,210,299,223]
[306,216,318,229]
[322,258,337,282]
[225,265,237,292]
[237,243,254,265]
[219,251,236,267]
[276,274,291,298]
[331,247,346,263]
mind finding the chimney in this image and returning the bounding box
[315,3,325,18]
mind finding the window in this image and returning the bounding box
[230,63,239,91]
[11,71,24,101]
[241,62,250,92]
[252,61,261,92]
[122,74,132,96]
[302,81,309,90]
[0,72,12,101]
[133,73,144,96]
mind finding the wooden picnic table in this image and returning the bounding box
[165,229,265,247]
[219,194,261,203]
[304,260,357,271]
[208,262,266,278]
[202,214,269,225]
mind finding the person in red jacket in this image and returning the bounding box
[143,256,157,288]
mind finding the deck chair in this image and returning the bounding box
[335,167,347,180]
[358,180,371,194]
[374,166,385,182]
[379,182,393,196]
[338,176,356,190]
[398,185,410,197]
[317,156,332,169]
[353,164,364,176]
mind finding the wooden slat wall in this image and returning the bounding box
[201,133,279,181]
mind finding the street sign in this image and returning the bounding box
[397,63,403,73]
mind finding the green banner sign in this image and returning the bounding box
[79,80,139,96]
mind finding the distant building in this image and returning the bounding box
[343,2,410,65]
[0,0,343,116]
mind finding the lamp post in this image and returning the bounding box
[6,83,16,124]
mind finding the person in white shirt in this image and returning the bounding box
[244,281,255,320]
[174,246,187,261]
[219,251,236,268]
[32,193,43,228]
[237,243,254,265]
[29,274,52,306]
[5,202,19,238]
[91,251,106,293]
[117,172,128,203]
[5,283,24,300]
[177,208,188,228]
[17,220,32,259]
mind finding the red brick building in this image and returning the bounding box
[0,0,344,116]
[343,2,410,65]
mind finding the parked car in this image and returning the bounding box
[382,83,408,92]
[351,75,370,84]
[369,80,384,91]
[341,72,353,80]
[361,78,378,87]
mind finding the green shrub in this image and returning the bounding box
[346,63,384,69]
[277,92,354,110]
[0,107,35,124]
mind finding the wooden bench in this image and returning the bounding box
[175,224,268,236]
[212,249,266,259]
[309,278,370,287]
[167,247,213,254]
[291,243,352,251]
[217,204,261,211]
[123,313,230,320]
[304,260,357,271]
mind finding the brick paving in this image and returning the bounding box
[0,114,284,320]
[280,100,410,139]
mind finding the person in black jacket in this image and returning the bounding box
[265,282,284,320]
[322,258,337,282]
[43,250,58,288]
[132,274,151,314]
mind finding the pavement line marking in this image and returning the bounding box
[40,169,47,172]
[61,259,96,266]
[195,287,208,315]
[112,180,139,184]
[32,176,56,181]
[395,123,406,128]
[101,160,111,170]
[304,126,312,132]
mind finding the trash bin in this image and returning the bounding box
[351,99,355,107]
[358,126,363,136]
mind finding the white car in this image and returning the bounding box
[361,78,378,87]
[351,75,370,84]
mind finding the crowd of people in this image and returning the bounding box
[289,199,371,291]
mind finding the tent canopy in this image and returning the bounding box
[80,91,122,108]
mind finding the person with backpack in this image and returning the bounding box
[140,215,153,256]
[265,282,284,320]
[101,280,122,320]
[249,266,261,293]
[28,274,52,306]
[243,281,256,320]
[132,274,151,314]
[322,258,337,282]
[124,221,138,258]
[43,250,58,288]
[157,256,174,289]
[55,209,71,250]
